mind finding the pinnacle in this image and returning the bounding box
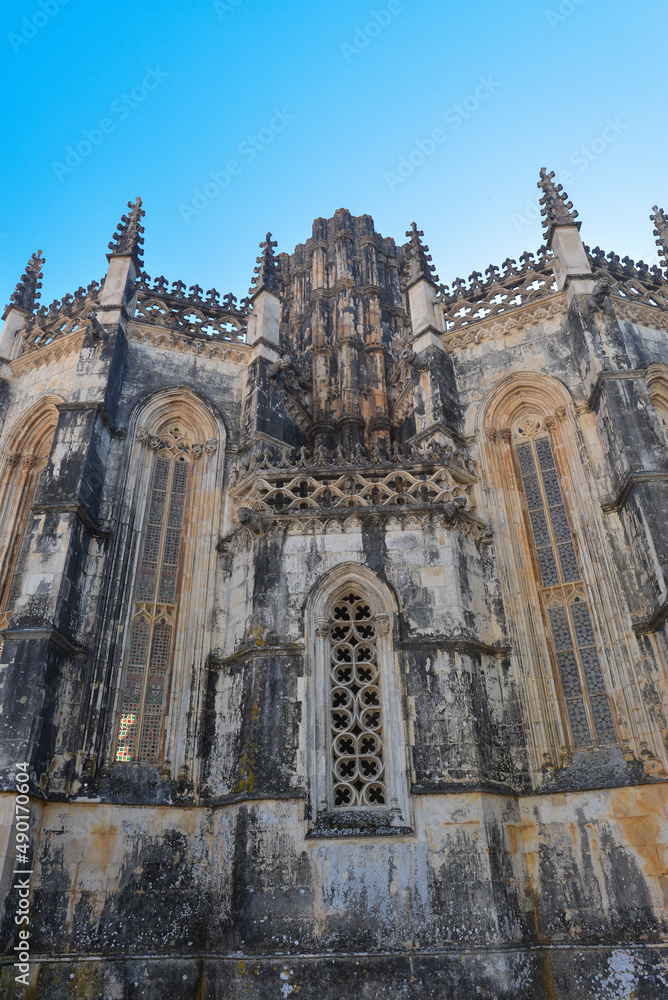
[404,221,439,287]
[3,250,45,318]
[108,197,145,261]
[538,168,580,239]
[650,205,668,270]
[250,232,280,295]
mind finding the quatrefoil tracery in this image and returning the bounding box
[328,593,386,809]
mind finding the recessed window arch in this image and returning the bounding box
[111,389,223,769]
[327,589,388,808]
[307,564,411,833]
[476,371,639,769]
[511,412,615,749]
[0,397,60,633]
[115,428,193,763]
[646,364,668,444]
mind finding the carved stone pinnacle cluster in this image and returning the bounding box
[650,205,668,271]
[108,197,145,261]
[538,168,580,237]
[4,250,45,317]
[404,222,439,287]
[250,232,280,295]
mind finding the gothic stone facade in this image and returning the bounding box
[0,175,667,998]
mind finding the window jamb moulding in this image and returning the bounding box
[306,562,413,838]
[646,363,668,444]
[508,412,616,751]
[0,397,60,635]
[476,371,666,777]
[103,387,225,781]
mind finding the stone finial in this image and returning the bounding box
[250,233,280,295]
[403,222,439,287]
[538,168,580,240]
[4,250,45,317]
[650,206,668,271]
[108,197,145,261]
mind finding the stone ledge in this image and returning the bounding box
[633,598,668,635]
[30,500,110,539]
[600,470,668,512]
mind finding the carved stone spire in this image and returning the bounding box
[108,197,145,261]
[536,169,591,295]
[404,222,439,288]
[3,250,44,318]
[650,206,668,271]
[250,233,280,295]
[538,168,580,241]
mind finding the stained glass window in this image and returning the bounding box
[327,592,386,808]
[115,451,190,764]
[515,432,615,749]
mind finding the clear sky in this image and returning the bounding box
[1,0,667,306]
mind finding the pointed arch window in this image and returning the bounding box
[0,401,59,635]
[309,567,411,835]
[115,428,192,764]
[327,590,387,808]
[0,457,44,621]
[513,416,615,749]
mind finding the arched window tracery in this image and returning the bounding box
[108,391,223,772]
[115,426,193,764]
[474,371,649,772]
[327,590,387,808]
[512,414,615,749]
[308,565,410,832]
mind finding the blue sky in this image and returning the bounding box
[1,0,666,306]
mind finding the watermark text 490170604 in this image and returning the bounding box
[13,762,33,987]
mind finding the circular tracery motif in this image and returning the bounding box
[328,592,386,808]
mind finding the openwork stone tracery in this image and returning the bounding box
[116,429,194,764]
[327,591,387,808]
[227,439,479,537]
[512,415,616,748]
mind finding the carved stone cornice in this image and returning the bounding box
[127,322,250,363]
[611,296,668,332]
[9,329,86,377]
[257,507,491,542]
[439,293,565,352]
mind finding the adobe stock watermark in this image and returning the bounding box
[179,107,296,223]
[51,66,168,181]
[212,0,244,19]
[8,0,72,53]
[13,762,33,987]
[545,0,587,30]
[511,118,628,233]
[341,0,415,62]
[384,76,501,191]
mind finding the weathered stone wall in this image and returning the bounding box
[0,189,666,997]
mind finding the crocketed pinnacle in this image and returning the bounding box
[538,168,580,239]
[108,197,145,261]
[404,222,439,287]
[650,206,668,270]
[4,250,45,317]
[250,233,280,295]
